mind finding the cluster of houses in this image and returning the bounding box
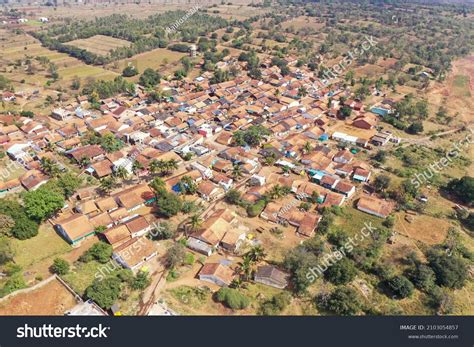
[0,49,402,290]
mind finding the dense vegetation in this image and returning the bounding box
[31,12,227,65]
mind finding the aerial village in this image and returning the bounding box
[0,48,428,315]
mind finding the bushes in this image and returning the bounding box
[446,176,474,206]
[131,271,151,290]
[85,277,122,309]
[427,251,468,289]
[0,199,39,240]
[80,242,113,264]
[247,199,266,217]
[317,287,362,315]
[215,288,250,310]
[386,275,414,299]
[0,274,27,298]
[324,258,357,285]
[259,292,292,315]
[51,258,70,275]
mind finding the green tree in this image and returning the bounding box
[317,287,362,315]
[156,191,182,217]
[51,257,70,275]
[122,65,139,77]
[55,173,82,199]
[373,174,391,193]
[0,214,15,236]
[427,251,468,289]
[23,187,65,222]
[131,270,151,290]
[324,258,357,285]
[165,242,186,269]
[86,277,122,309]
[80,242,113,264]
[225,189,242,205]
[446,176,474,206]
[0,237,15,265]
[215,288,250,310]
[386,275,414,299]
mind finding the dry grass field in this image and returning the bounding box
[67,35,131,57]
[106,48,186,79]
[0,277,78,315]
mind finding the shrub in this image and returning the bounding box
[51,257,70,275]
[215,288,250,310]
[324,258,357,285]
[386,275,414,299]
[247,199,266,217]
[80,242,113,264]
[427,251,468,289]
[131,271,151,290]
[85,277,122,309]
[317,287,362,315]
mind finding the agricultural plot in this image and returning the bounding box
[106,48,186,77]
[67,35,132,57]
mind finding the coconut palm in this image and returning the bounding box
[149,177,166,195]
[114,166,129,181]
[240,255,253,281]
[298,86,308,98]
[99,177,116,195]
[40,157,61,177]
[132,160,144,181]
[188,214,203,231]
[149,159,160,175]
[267,184,290,200]
[303,141,312,154]
[79,156,90,168]
[246,245,266,263]
[232,164,243,180]
[281,165,291,175]
[163,159,178,176]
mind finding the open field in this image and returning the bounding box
[394,212,450,245]
[424,54,474,124]
[67,35,131,57]
[207,4,269,20]
[106,48,186,78]
[0,277,78,315]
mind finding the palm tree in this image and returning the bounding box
[189,214,203,231]
[114,166,129,181]
[246,245,266,263]
[132,160,144,181]
[298,86,308,98]
[163,159,178,176]
[240,255,253,281]
[149,177,165,195]
[149,159,160,175]
[79,157,90,168]
[303,141,312,154]
[99,177,116,195]
[40,157,61,177]
[281,165,291,175]
[232,164,243,180]
[267,184,290,200]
